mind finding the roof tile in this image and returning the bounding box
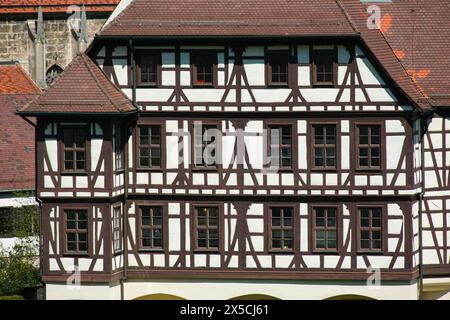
[19,53,136,114]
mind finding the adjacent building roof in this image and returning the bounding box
[18,53,136,115]
[0,63,40,191]
[0,63,42,94]
[0,0,120,14]
[101,0,357,37]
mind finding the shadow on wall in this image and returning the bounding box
[133,293,281,300]
[134,294,186,300]
[132,293,376,300]
[325,295,376,300]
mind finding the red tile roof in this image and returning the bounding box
[358,0,450,107]
[100,0,431,110]
[0,64,41,94]
[0,0,119,14]
[339,0,430,110]
[0,64,40,191]
[101,0,357,37]
[19,53,136,115]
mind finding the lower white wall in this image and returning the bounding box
[45,279,418,300]
[45,283,122,300]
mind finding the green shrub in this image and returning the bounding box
[0,238,41,296]
[0,295,25,300]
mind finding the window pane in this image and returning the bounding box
[67,220,76,230]
[78,242,87,252]
[67,233,76,242]
[272,239,282,248]
[67,242,76,251]
[78,220,87,230]
[78,233,87,242]
[209,211,218,226]
[153,238,162,247]
[197,238,207,248]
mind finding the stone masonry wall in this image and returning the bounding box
[0,16,106,82]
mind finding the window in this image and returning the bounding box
[268,125,292,169]
[269,207,294,251]
[359,207,383,252]
[313,207,338,251]
[268,50,289,85]
[63,126,86,172]
[192,53,216,86]
[46,64,63,86]
[312,124,337,169]
[113,207,121,252]
[195,207,220,250]
[115,126,124,171]
[65,210,88,255]
[194,124,218,168]
[139,125,161,168]
[312,49,335,85]
[140,206,163,249]
[357,125,382,170]
[136,52,159,86]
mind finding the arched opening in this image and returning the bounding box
[325,294,376,300]
[229,294,281,300]
[133,293,187,300]
[46,64,63,86]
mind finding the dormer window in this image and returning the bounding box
[268,50,289,86]
[312,48,336,86]
[192,53,216,87]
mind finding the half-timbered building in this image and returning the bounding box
[16,0,450,300]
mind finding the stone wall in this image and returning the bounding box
[0,15,107,83]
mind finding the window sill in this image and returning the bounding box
[136,84,159,88]
[136,167,163,172]
[357,250,385,256]
[194,249,220,253]
[354,169,383,174]
[191,167,219,172]
[192,84,215,89]
[312,83,336,88]
[61,172,88,176]
[62,253,91,258]
[268,249,294,254]
[267,83,289,88]
[312,250,339,255]
[138,248,165,253]
[310,168,339,173]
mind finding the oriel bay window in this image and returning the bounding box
[312,124,337,170]
[136,52,160,86]
[140,206,163,249]
[113,207,121,252]
[63,126,86,172]
[268,125,292,169]
[192,52,216,86]
[357,124,382,170]
[194,123,218,168]
[269,207,294,251]
[359,207,383,252]
[114,126,124,171]
[195,207,220,250]
[65,209,88,255]
[268,50,289,86]
[313,207,338,252]
[139,125,161,169]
